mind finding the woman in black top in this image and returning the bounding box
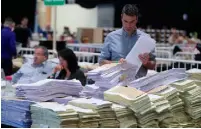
[49,48,86,86]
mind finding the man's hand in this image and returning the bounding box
[139,53,150,65]
[119,58,126,63]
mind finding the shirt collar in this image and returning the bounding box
[3,27,11,31]
[122,28,137,37]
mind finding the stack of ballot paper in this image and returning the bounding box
[172,80,201,120]
[15,79,83,101]
[69,98,119,128]
[1,98,34,128]
[79,84,100,98]
[51,96,78,105]
[104,86,159,127]
[128,68,187,92]
[148,85,192,127]
[186,68,201,81]
[31,102,79,128]
[67,105,100,128]
[112,104,137,128]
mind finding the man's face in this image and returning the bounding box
[33,48,47,65]
[21,18,28,26]
[121,14,138,33]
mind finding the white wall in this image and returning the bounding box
[51,4,98,35]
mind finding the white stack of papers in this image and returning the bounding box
[172,80,201,120]
[69,98,119,128]
[67,105,100,128]
[31,102,79,128]
[79,84,100,98]
[1,98,34,128]
[128,68,187,92]
[104,86,159,127]
[51,96,78,105]
[15,79,83,101]
[186,68,201,81]
[148,85,191,127]
[112,104,137,128]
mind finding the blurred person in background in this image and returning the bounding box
[14,17,32,47]
[12,46,55,84]
[48,48,86,86]
[99,4,156,79]
[1,17,17,76]
[168,28,179,44]
[63,26,72,36]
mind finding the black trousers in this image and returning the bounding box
[1,59,13,76]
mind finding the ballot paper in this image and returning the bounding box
[31,102,79,128]
[125,36,156,71]
[128,68,187,92]
[186,68,201,80]
[1,98,34,128]
[15,79,83,101]
[52,96,78,105]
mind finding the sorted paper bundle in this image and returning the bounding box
[51,96,78,105]
[31,102,79,128]
[186,68,201,81]
[112,104,137,128]
[172,80,201,120]
[1,98,34,128]
[69,98,119,128]
[67,105,100,128]
[104,86,159,127]
[15,79,83,101]
[128,68,187,92]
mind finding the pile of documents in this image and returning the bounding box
[31,102,79,128]
[128,68,187,92]
[104,86,159,127]
[69,98,119,128]
[51,96,78,105]
[172,80,201,120]
[1,98,34,128]
[148,85,191,127]
[67,105,100,128]
[15,79,83,101]
[79,84,100,98]
[112,104,137,128]
[186,68,201,81]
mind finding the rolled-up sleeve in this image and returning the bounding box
[99,35,112,63]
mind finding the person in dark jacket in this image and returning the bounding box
[1,17,17,75]
[49,48,86,86]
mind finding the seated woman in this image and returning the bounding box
[48,48,86,86]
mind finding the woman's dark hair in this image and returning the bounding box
[58,48,79,73]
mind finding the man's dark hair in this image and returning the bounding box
[58,48,79,73]
[122,4,139,17]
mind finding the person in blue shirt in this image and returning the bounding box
[1,17,17,76]
[99,4,156,79]
[12,46,56,84]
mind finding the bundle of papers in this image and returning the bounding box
[112,104,137,128]
[128,68,187,92]
[69,98,119,128]
[67,105,100,128]
[104,86,158,127]
[148,85,191,127]
[172,80,201,120]
[79,84,100,98]
[31,102,79,128]
[51,96,78,105]
[1,98,34,128]
[186,68,201,81]
[15,79,83,101]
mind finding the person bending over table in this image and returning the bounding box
[48,48,86,86]
[99,4,156,79]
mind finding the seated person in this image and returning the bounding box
[48,48,86,86]
[12,46,55,84]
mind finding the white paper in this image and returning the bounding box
[125,36,156,71]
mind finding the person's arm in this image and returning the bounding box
[10,33,17,57]
[99,35,112,66]
[12,67,23,84]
